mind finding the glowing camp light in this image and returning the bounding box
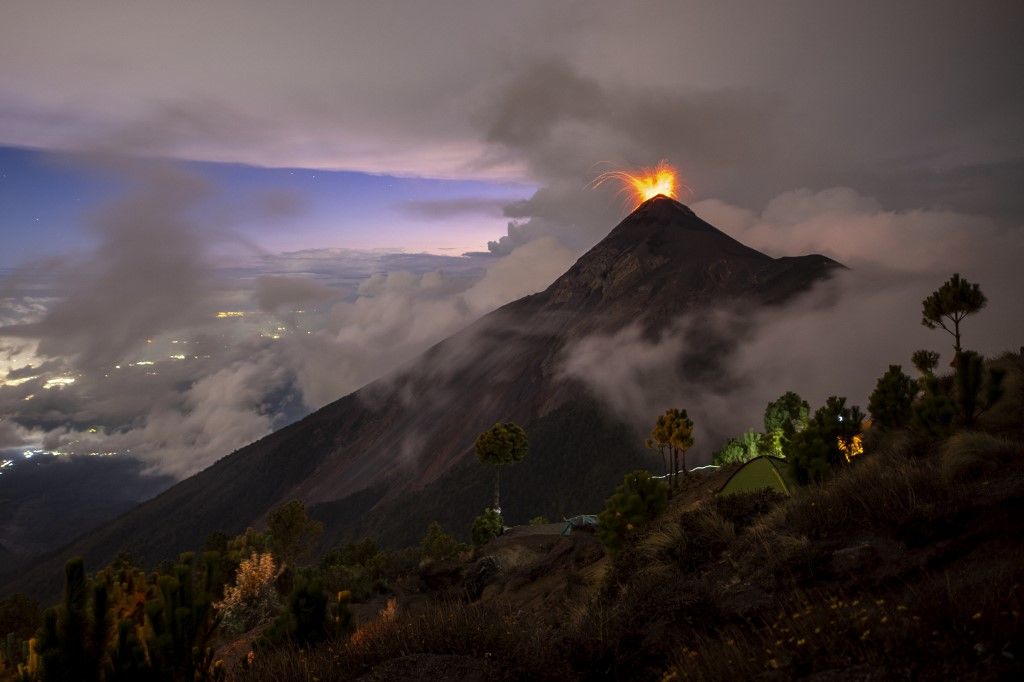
[594,161,681,208]
[838,434,864,463]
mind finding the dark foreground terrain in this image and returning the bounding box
[240,356,1024,681]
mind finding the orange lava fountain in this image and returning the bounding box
[594,161,680,208]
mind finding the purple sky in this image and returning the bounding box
[0,146,533,267]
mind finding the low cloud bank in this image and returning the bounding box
[0,160,575,478]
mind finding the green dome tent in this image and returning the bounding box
[717,456,791,497]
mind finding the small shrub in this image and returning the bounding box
[420,522,466,561]
[712,489,787,532]
[676,508,736,571]
[597,470,668,555]
[471,509,504,547]
[217,552,282,635]
[940,431,1021,481]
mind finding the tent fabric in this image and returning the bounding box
[717,456,790,496]
[562,514,599,536]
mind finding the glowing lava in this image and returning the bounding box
[594,161,680,208]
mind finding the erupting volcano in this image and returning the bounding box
[594,160,681,207]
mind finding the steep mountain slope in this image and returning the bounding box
[2,196,840,599]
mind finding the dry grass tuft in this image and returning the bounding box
[940,431,1022,481]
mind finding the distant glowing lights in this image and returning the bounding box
[43,376,76,389]
[216,311,246,318]
[2,375,38,387]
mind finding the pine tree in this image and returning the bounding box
[474,422,529,513]
[868,365,917,430]
[911,349,940,377]
[597,470,668,554]
[921,273,987,358]
[266,501,324,569]
[954,350,1005,427]
[647,408,694,491]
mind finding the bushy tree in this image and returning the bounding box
[954,350,1005,427]
[597,470,668,554]
[471,508,504,547]
[34,554,225,682]
[216,552,281,635]
[912,349,940,377]
[320,539,390,602]
[712,429,762,465]
[921,273,987,357]
[787,397,865,485]
[910,349,1005,433]
[420,522,465,561]
[266,500,323,568]
[868,365,918,430]
[261,576,352,648]
[35,558,90,682]
[762,391,810,457]
[912,375,957,436]
[647,408,694,491]
[474,422,529,513]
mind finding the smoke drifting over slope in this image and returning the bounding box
[0,160,574,478]
[561,192,1024,463]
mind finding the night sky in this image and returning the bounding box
[1,1,1022,476]
[0,146,532,267]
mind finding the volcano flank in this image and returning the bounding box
[2,196,841,600]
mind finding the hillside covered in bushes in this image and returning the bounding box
[2,275,1021,681]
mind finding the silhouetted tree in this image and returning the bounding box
[597,470,668,554]
[266,500,323,568]
[648,408,694,491]
[912,376,957,436]
[471,508,504,547]
[911,349,940,377]
[921,273,986,358]
[787,397,865,485]
[762,391,810,457]
[263,576,329,647]
[474,422,529,513]
[954,350,1005,427]
[868,365,918,430]
[713,430,762,465]
[420,522,464,561]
